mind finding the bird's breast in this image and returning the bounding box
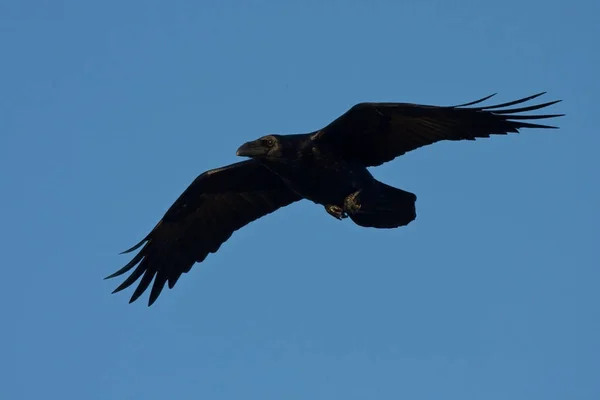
[263,158,373,206]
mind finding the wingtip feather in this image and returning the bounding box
[451,93,497,107]
[119,238,148,254]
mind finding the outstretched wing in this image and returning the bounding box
[105,160,302,306]
[312,92,564,167]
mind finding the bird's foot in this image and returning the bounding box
[325,204,348,220]
[343,190,362,214]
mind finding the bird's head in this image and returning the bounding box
[236,135,283,160]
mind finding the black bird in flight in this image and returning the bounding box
[106,92,563,306]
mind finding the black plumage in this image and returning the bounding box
[106,92,563,306]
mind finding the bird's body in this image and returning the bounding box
[259,141,374,206]
[106,92,563,306]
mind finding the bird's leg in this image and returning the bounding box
[325,204,348,220]
[343,190,363,214]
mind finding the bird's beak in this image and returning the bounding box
[236,140,266,157]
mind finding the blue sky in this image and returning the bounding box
[2,1,598,399]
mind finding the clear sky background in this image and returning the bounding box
[2,1,598,399]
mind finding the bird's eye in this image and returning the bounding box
[263,138,274,147]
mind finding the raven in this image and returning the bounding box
[106,92,563,306]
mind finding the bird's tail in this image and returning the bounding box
[349,180,417,229]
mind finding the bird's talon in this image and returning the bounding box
[325,204,348,220]
[344,190,363,214]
